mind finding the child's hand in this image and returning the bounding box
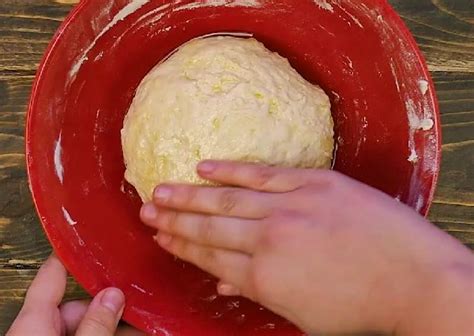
[8,255,143,336]
[141,161,474,336]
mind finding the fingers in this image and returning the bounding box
[152,184,271,218]
[156,233,251,289]
[23,254,67,310]
[142,206,261,253]
[75,288,125,336]
[197,160,316,192]
[7,255,68,336]
[60,300,90,335]
[61,300,144,336]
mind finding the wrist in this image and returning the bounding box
[398,258,474,336]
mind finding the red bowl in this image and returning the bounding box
[26,0,441,335]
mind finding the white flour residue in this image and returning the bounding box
[352,110,367,159]
[71,226,85,246]
[318,23,336,37]
[422,134,439,174]
[390,61,401,93]
[415,195,424,213]
[361,115,369,129]
[131,283,148,294]
[313,0,334,12]
[130,307,173,335]
[354,114,368,158]
[129,2,172,29]
[354,2,399,53]
[157,328,172,336]
[92,109,108,186]
[408,148,418,163]
[418,79,429,95]
[226,300,241,310]
[418,118,434,131]
[62,207,77,226]
[120,180,126,194]
[408,107,434,131]
[94,51,104,62]
[160,329,173,336]
[406,98,434,164]
[54,134,64,184]
[176,0,261,11]
[91,0,114,33]
[335,3,364,28]
[342,55,354,76]
[61,206,84,245]
[228,0,260,6]
[406,99,418,164]
[257,323,276,330]
[344,55,354,69]
[202,294,218,302]
[95,260,105,268]
[372,1,436,167]
[69,0,151,80]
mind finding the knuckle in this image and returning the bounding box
[172,239,188,258]
[183,186,198,206]
[260,212,306,249]
[246,265,273,304]
[259,218,284,249]
[198,216,214,245]
[253,166,276,189]
[219,189,239,214]
[81,310,115,334]
[167,211,179,232]
[200,247,218,267]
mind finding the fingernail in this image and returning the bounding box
[141,203,158,221]
[154,186,172,202]
[156,232,173,247]
[198,161,216,175]
[100,288,125,313]
[218,283,240,296]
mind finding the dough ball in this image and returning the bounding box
[121,36,334,202]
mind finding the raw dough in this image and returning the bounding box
[121,36,334,202]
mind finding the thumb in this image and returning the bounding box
[76,288,125,336]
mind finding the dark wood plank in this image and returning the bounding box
[429,71,474,249]
[0,0,472,334]
[0,2,82,334]
[391,0,474,73]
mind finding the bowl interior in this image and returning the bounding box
[27,0,440,335]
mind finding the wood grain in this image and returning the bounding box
[393,0,474,72]
[0,269,88,333]
[0,0,473,334]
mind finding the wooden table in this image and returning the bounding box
[0,0,472,333]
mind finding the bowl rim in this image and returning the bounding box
[25,0,442,333]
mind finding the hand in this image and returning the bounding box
[140,161,474,336]
[8,255,144,336]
